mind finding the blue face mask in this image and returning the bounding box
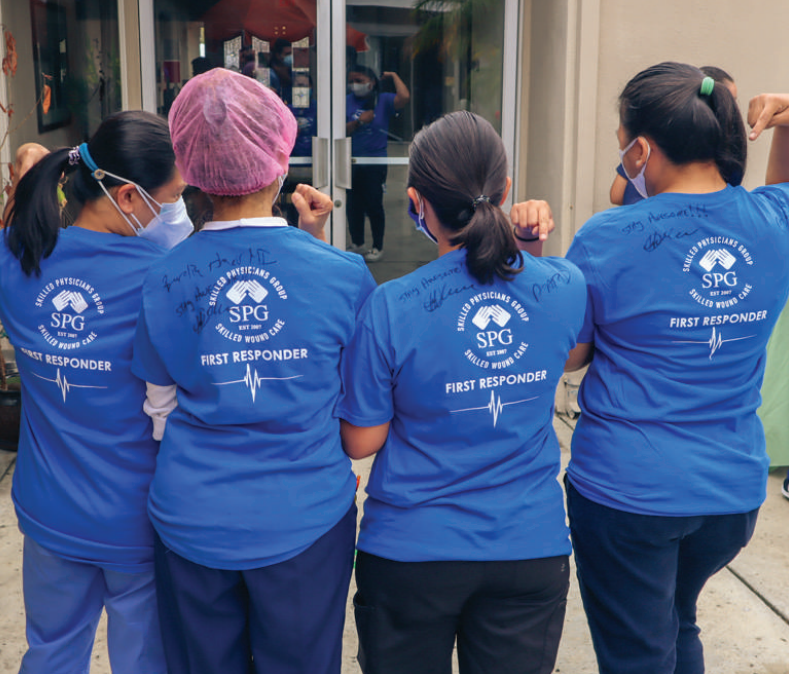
[408,197,437,244]
[137,196,195,249]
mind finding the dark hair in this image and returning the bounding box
[5,110,175,276]
[699,65,734,85]
[619,61,746,186]
[191,56,212,76]
[408,111,521,285]
[273,38,291,59]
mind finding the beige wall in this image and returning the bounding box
[520,0,789,253]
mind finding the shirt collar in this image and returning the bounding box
[201,217,288,232]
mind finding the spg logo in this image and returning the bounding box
[226,280,269,324]
[34,277,104,349]
[51,291,89,331]
[472,305,513,349]
[698,249,737,289]
[457,291,530,369]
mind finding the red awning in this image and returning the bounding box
[201,0,367,52]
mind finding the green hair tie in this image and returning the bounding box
[700,76,715,96]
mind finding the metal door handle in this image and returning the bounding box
[311,137,329,190]
[335,137,352,190]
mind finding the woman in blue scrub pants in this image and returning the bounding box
[0,111,190,674]
[337,110,587,674]
[131,68,376,674]
[563,63,789,674]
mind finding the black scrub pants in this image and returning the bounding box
[353,550,569,674]
[347,164,387,250]
[566,479,758,674]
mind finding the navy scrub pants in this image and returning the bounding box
[566,479,758,674]
[353,550,569,674]
[153,504,357,674]
[347,165,387,250]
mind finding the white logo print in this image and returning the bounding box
[450,390,537,428]
[698,249,737,272]
[31,368,107,402]
[472,305,511,331]
[214,363,302,402]
[673,326,755,360]
[225,280,269,305]
[51,290,88,314]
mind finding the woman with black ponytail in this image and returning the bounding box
[0,110,189,673]
[336,110,587,674]
[563,63,789,674]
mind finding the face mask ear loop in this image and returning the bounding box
[95,179,142,236]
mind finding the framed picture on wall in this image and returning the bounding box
[30,0,71,132]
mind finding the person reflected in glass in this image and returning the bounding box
[346,66,410,262]
[270,39,293,104]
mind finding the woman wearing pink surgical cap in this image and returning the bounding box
[131,68,376,674]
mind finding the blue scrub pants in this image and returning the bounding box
[153,503,357,674]
[19,536,166,674]
[566,480,758,674]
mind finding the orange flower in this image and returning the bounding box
[41,84,51,115]
[2,31,17,78]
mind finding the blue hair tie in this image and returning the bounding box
[78,142,103,178]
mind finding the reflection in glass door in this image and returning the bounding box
[149,0,326,230]
[144,0,515,284]
[341,0,509,283]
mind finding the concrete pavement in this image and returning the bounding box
[0,414,787,673]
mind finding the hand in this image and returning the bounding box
[292,184,332,241]
[747,93,789,140]
[509,199,554,242]
[382,71,396,80]
[359,110,374,125]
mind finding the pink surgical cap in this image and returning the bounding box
[169,68,297,197]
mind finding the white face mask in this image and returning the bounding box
[350,81,373,97]
[618,136,651,199]
[94,169,194,249]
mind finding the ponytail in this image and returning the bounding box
[619,62,746,185]
[408,111,522,286]
[450,199,521,285]
[4,110,174,277]
[5,149,72,276]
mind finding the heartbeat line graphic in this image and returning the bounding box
[213,363,302,402]
[673,327,755,360]
[31,368,107,402]
[450,391,537,428]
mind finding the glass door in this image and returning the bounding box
[142,0,517,284]
[335,0,514,283]
[145,0,331,231]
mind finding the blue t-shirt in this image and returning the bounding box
[616,163,644,205]
[0,227,165,572]
[132,219,376,570]
[347,92,396,158]
[566,185,789,517]
[336,249,586,562]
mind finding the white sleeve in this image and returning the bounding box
[143,382,178,441]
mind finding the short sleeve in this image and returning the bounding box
[355,264,378,316]
[132,299,174,386]
[335,291,394,427]
[751,183,789,229]
[565,238,595,344]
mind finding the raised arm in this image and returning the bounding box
[747,93,789,185]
